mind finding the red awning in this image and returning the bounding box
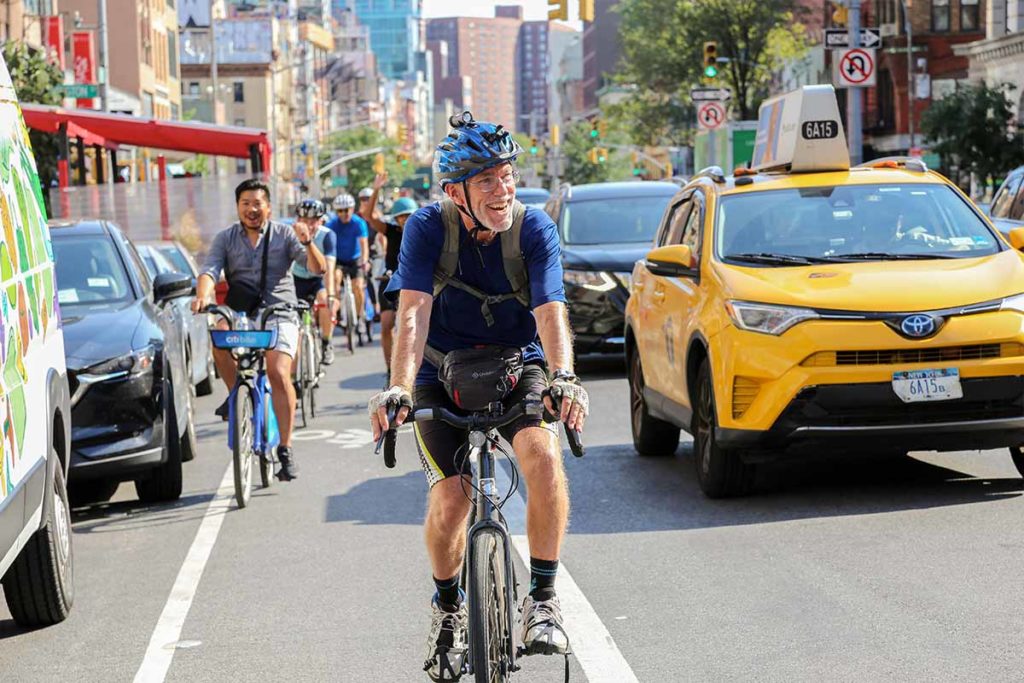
[20,104,271,168]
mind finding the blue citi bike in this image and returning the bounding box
[208,302,293,507]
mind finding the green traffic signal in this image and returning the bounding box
[590,129,599,138]
[530,146,538,155]
[704,64,718,78]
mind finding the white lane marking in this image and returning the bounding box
[499,466,639,683]
[133,462,235,683]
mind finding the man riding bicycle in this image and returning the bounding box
[192,179,326,481]
[292,199,338,365]
[368,112,588,682]
[326,193,370,338]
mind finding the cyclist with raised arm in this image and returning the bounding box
[326,193,370,339]
[367,112,588,682]
[292,199,338,365]
[192,179,326,481]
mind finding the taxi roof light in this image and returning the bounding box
[694,165,726,184]
[856,156,929,173]
[751,85,849,174]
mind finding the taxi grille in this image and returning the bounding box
[802,343,1023,367]
[732,377,760,419]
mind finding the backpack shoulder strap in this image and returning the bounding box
[500,201,531,308]
[434,199,462,298]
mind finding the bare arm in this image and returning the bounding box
[370,289,432,438]
[324,257,336,295]
[305,241,326,275]
[534,301,574,374]
[358,237,370,268]
[191,273,217,313]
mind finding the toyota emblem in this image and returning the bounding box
[900,314,936,338]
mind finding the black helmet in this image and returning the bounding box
[296,198,326,219]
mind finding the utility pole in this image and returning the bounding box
[209,0,220,176]
[903,0,914,152]
[847,0,863,165]
[98,0,109,112]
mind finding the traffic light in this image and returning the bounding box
[580,0,595,22]
[590,120,600,139]
[587,148,598,164]
[373,152,385,175]
[396,151,410,167]
[422,176,430,189]
[832,2,848,26]
[631,150,642,176]
[397,122,407,142]
[703,42,719,78]
[597,147,607,164]
[548,0,567,21]
[530,137,539,155]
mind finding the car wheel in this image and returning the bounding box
[196,351,215,397]
[1010,446,1024,478]
[180,375,198,463]
[135,379,183,503]
[2,449,75,626]
[693,361,754,498]
[68,479,120,508]
[628,348,679,456]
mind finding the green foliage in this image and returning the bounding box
[616,0,810,137]
[319,126,414,196]
[182,154,208,175]
[562,121,632,185]
[920,82,1024,186]
[2,41,65,209]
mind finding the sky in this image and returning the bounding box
[422,0,582,25]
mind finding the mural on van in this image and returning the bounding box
[0,84,58,501]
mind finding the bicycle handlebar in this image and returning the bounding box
[205,302,297,330]
[375,399,585,468]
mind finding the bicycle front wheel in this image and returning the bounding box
[469,528,513,683]
[259,390,274,489]
[232,385,254,508]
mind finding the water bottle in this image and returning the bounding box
[237,312,250,331]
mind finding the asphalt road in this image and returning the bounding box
[2,329,1022,682]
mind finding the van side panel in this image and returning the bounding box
[0,58,68,566]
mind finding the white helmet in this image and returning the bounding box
[332,193,356,210]
[357,187,374,199]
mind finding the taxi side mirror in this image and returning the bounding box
[1008,227,1024,251]
[644,244,697,278]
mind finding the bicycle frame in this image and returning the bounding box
[226,352,279,456]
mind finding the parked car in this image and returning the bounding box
[516,186,550,209]
[625,85,1024,498]
[544,181,678,355]
[0,54,75,627]
[984,166,1024,241]
[137,242,215,396]
[50,220,197,506]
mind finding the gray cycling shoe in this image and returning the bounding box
[321,342,335,365]
[520,594,570,656]
[424,598,468,681]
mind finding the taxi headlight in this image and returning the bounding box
[1000,293,1024,313]
[725,301,819,336]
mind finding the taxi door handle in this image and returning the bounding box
[633,279,645,292]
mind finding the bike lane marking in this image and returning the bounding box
[133,461,235,683]
[501,467,640,683]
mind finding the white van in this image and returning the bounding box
[0,54,74,626]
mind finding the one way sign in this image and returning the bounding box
[824,27,881,49]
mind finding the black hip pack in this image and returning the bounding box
[426,345,524,411]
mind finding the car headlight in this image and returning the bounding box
[82,345,156,377]
[564,270,617,292]
[1000,292,1024,313]
[613,272,632,289]
[725,301,819,336]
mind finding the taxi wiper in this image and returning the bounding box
[838,252,956,260]
[728,252,843,266]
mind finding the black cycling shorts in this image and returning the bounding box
[378,278,396,312]
[337,259,363,280]
[294,276,324,303]
[412,363,556,489]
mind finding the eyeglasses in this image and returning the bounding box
[469,168,520,194]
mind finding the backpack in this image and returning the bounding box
[433,198,530,327]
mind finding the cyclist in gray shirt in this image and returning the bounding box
[192,178,326,480]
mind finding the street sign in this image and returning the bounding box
[836,48,876,87]
[61,83,98,99]
[824,27,881,49]
[697,101,727,131]
[691,87,732,102]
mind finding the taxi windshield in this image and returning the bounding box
[716,183,1001,264]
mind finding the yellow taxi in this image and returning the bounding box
[624,85,1024,498]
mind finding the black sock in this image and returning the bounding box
[529,558,558,600]
[434,575,461,610]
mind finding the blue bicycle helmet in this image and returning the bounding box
[435,111,523,186]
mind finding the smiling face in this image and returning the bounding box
[336,208,354,223]
[237,189,271,231]
[446,162,518,233]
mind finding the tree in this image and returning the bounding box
[615,0,809,139]
[2,41,64,205]
[562,120,632,185]
[920,82,1024,188]
[318,126,414,197]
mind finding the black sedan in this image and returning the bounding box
[50,220,197,505]
[545,181,679,355]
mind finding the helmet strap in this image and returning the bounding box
[459,180,492,241]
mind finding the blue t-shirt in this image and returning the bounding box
[292,226,336,279]
[386,203,566,386]
[326,214,368,261]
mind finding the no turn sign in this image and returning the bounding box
[697,101,727,130]
[836,48,876,87]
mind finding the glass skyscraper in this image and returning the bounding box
[352,0,422,80]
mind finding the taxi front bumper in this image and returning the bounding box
[709,310,1024,454]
